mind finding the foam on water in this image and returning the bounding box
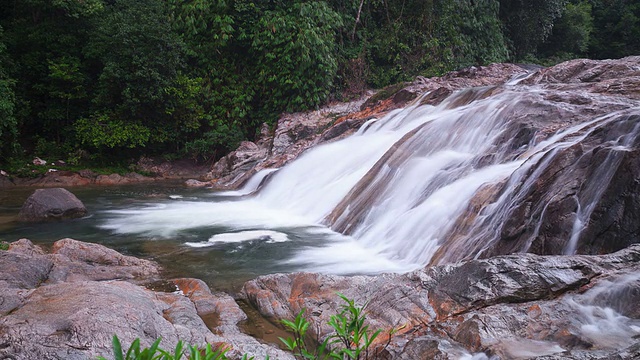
[100,87,640,276]
[185,230,289,247]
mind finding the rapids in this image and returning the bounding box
[102,79,640,275]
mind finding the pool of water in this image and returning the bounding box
[0,182,335,292]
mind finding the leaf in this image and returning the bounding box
[112,335,124,360]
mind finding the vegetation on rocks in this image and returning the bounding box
[0,0,638,169]
[101,294,389,360]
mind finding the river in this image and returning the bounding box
[0,182,340,292]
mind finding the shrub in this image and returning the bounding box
[99,294,392,360]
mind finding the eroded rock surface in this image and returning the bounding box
[0,239,291,360]
[206,63,529,188]
[242,245,640,359]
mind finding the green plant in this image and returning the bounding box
[279,293,389,360]
[99,295,392,360]
[0,241,9,251]
[97,335,230,360]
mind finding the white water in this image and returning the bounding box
[101,85,639,274]
[216,168,279,196]
[567,272,640,349]
[185,230,289,248]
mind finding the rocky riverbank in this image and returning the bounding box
[2,238,639,359]
[0,238,292,360]
[242,244,640,359]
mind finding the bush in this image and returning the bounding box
[99,294,392,360]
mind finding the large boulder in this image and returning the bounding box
[0,239,292,360]
[18,188,87,222]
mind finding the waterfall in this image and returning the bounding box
[101,82,640,274]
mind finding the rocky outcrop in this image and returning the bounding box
[0,239,291,360]
[429,56,640,264]
[18,188,87,222]
[206,63,529,188]
[242,245,640,359]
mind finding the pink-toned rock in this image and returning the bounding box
[0,239,292,360]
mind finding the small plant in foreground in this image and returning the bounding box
[279,293,391,360]
[0,241,9,251]
[99,294,391,360]
[97,335,231,360]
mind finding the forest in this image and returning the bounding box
[0,0,638,169]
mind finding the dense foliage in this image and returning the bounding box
[0,0,637,167]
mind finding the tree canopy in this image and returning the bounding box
[0,0,637,167]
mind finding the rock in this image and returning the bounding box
[18,188,87,222]
[208,63,529,189]
[32,157,46,166]
[47,238,160,283]
[136,157,209,179]
[242,245,640,359]
[185,179,211,187]
[0,239,291,360]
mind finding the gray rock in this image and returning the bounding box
[0,239,291,360]
[18,188,87,222]
[242,245,640,359]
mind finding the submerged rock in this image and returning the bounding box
[18,188,87,222]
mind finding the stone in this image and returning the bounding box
[0,239,291,360]
[18,188,87,222]
[32,157,46,166]
[242,245,640,359]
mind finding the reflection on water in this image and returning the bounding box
[0,182,332,292]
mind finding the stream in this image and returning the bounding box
[0,182,339,292]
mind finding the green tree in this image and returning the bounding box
[499,0,568,59]
[82,0,187,157]
[0,25,17,163]
[589,0,640,59]
[542,1,594,58]
[0,0,101,157]
[246,1,343,113]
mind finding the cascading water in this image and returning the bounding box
[101,81,640,274]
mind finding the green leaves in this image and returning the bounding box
[75,114,151,150]
[98,335,230,360]
[247,1,342,113]
[278,293,389,360]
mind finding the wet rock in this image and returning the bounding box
[185,178,211,187]
[136,157,209,179]
[18,188,87,222]
[0,239,291,360]
[47,238,160,284]
[208,63,529,189]
[242,245,640,359]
